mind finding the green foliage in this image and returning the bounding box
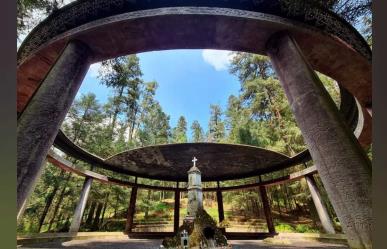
[191,120,204,142]
[208,104,226,142]
[172,116,188,143]
[275,223,295,232]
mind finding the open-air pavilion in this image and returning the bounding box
[17,0,372,248]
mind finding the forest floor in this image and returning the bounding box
[18,238,349,249]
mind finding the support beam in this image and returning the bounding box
[174,187,180,233]
[216,182,225,223]
[259,185,275,234]
[125,185,138,234]
[69,177,93,233]
[266,32,372,249]
[17,40,91,219]
[305,175,335,234]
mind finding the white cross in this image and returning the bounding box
[192,157,198,167]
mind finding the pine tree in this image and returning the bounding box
[172,116,188,143]
[190,120,204,142]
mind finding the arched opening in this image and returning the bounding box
[17,1,372,248]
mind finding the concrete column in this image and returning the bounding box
[305,175,335,234]
[216,182,224,223]
[125,186,138,234]
[17,40,91,219]
[69,177,93,233]
[174,188,180,233]
[259,186,276,234]
[266,32,372,249]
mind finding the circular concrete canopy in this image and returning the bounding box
[17,0,371,145]
[103,143,292,181]
[53,130,311,181]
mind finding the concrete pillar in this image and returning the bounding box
[125,186,138,234]
[259,186,276,234]
[174,188,180,233]
[17,40,91,219]
[305,175,335,234]
[266,32,372,249]
[69,177,93,233]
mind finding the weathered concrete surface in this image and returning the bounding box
[18,237,349,249]
[105,143,290,181]
[266,32,372,249]
[17,40,91,219]
[305,175,336,234]
[69,177,93,233]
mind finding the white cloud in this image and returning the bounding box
[201,49,235,71]
[88,62,102,78]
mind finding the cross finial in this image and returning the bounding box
[192,157,198,167]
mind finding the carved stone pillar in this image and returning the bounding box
[266,32,372,249]
[69,177,93,233]
[17,40,91,219]
[125,185,138,233]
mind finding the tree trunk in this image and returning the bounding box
[47,173,71,232]
[38,170,65,232]
[110,85,125,139]
[86,201,97,227]
[100,192,110,226]
[144,190,151,219]
[92,202,103,231]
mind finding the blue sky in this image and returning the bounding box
[77,49,241,134]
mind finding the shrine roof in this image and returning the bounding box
[54,130,311,181]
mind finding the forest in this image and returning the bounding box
[17,0,372,236]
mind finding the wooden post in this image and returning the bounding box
[216,181,225,223]
[125,179,138,234]
[174,181,180,233]
[259,185,275,234]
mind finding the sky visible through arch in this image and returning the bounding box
[77,49,240,136]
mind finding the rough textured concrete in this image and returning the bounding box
[69,177,93,233]
[17,40,91,220]
[266,32,372,249]
[18,238,349,249]
[305,175,336,234]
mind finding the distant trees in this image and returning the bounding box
[191,121,204,142]
[172,116,188,143]
[208,105,226,142]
